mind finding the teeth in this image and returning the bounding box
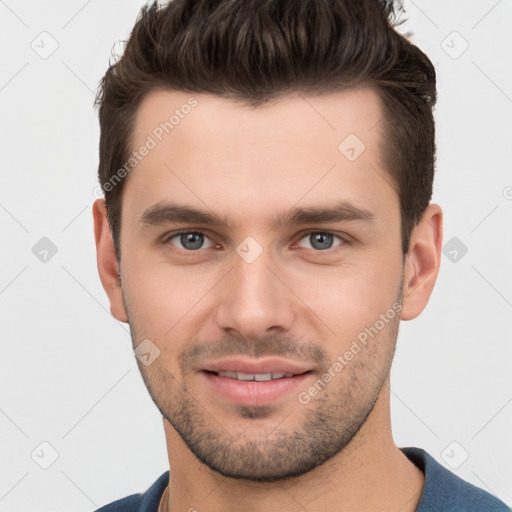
[254,373,272,381]
[216,371,295,381]
[237,372,255,381]
[218,371,238,379]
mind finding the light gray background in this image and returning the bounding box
[1,0,511,510]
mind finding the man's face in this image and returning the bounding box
[117,88,405,480]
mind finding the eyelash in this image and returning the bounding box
[161,229,349,253]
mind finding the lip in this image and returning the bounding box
[201,357,312,375]
[198,356,314,407]
[200,370,312,406]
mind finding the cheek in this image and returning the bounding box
[290,256,402,345]
[121,254,222,338]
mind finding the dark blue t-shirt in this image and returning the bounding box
[95,447,510,511]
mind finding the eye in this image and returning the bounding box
[164,231,215,251]
[296,231,344,251]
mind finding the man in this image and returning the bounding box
[92,0,510,510]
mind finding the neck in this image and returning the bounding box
[162,383,424,512]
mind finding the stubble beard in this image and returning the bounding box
[123,281,402,482]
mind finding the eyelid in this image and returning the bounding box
[160,228,351,252]
[294,230,349,249]
[161,229,217,249]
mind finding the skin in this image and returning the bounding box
[93,87,442,512]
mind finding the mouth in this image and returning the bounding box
[198,358,314,407]
[205,370,303,381]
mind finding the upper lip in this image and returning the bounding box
[201,357,312,375]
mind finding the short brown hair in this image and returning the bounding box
[95,0,436,260]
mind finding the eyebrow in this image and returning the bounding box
[271,201,375,229]
[139,200,375,231]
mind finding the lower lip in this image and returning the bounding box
[200,371,312,407]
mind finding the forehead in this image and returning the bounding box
[133,87,384,152]
[124,87,396,228]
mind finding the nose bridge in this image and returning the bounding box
[215,244,295,337]
[233,249,276,300]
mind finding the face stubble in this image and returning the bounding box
[122,277,403,483]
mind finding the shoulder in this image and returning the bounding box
[94,471,169,512]
[401,447,510,512]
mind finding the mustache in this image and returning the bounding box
[178,334,329,373]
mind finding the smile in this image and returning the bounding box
[213,371,295,381]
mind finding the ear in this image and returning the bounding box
[400,203,443,321]
[92,199,128,323]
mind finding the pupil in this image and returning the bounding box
[181,232,203,250]
[310,233,333,250]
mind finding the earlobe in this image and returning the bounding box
[92,199,128,323]
[400,204,443,321]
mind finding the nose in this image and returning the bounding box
[214,247,296,339]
